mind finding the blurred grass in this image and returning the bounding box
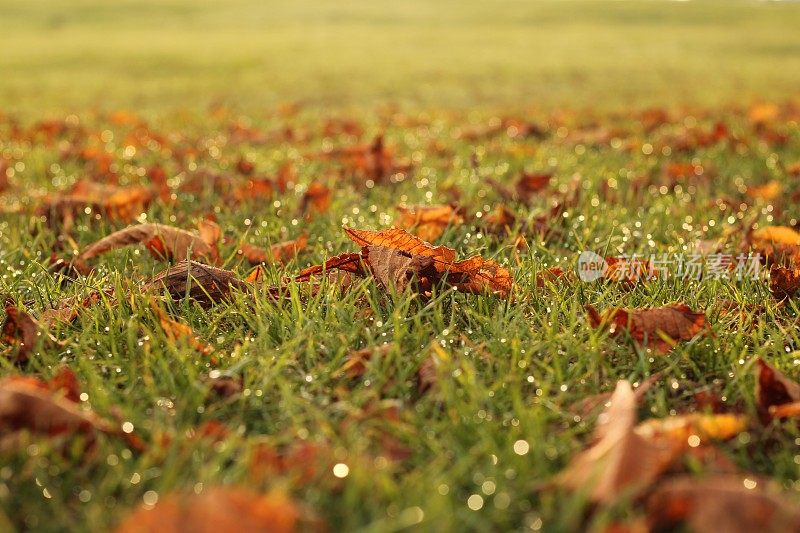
[2,0,800,115]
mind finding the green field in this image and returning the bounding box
[2,0,800,114]
[2,1,800,532]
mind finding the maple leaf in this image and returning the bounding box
[395,204,464,242]
[114,488,301,533]
[647,475,800,533]
[80,222,221,264]
[586,303,708,352]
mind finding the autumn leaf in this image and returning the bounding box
[634,413,747,445]
[236,234,308,265]
[556,381,681,503]
[0,369,142,450]
[343,227,512,297]
[145,260,249,307]
[336,343,394,379]
[769,266,800,300]
[299,181,332,216]
[750,226,800,266]
[1,301,44,363]
[115,488,301,533]
[488,172,551,206]
[745,181,782,201]
[647,475,800,533]
[586,303,708,352]
[754,358,800,423]
[363,246,439,293]
[80,222,221,264]
[149,300,213,356]
[38,179,154,230]
[395,204,464,242]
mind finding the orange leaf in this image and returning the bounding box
[587,304,708,352]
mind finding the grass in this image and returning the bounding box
[1,1,800,532]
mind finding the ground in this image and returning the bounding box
[1,1,800,532]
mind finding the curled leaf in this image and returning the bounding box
[145,260,249,307]
[395,204,464,242]
[587,304,708,353]
[81,223,220,264]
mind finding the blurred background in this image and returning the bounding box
[1,0,800,115]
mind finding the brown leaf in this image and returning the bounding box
[299,181,331,216]
[81,223,219,264]
[395,204,464,242]
[38,180,154,229]
[769,266,800,300]
[237,234,308,265]
[586,304,708,353]
[556,381,681,503]
[1,302,42,363]
[115,488,301,533]
[634,413,747,445]
[363,246,438,292]
[145,260,249,307]
[294,253,366,283]
[344,227,512,297]
[337,343,394,379]
[647,475,800,533]
[150,301,213,356]
[755,358,800,423]
[0,369,141,450]
[750,226,800,266]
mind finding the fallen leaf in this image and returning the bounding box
[746,181,782,201]
[115,488,301,533]
[755,358,800,423]
[81,223,220,264]
[336,343,394,379]
[237,234,308,265]
[363,246,438,292]
[299,181,331,216]
[586,304,708,352]
[145,260,249,307]
[343,227,512,297]
[149,301,213,356]
[634,413,747,445]
[769,266,800,300]
[556,381,680,503]
[395,204,464,242]
[647,475,800,533]
[0,369,141,450]
[1,301,42,363]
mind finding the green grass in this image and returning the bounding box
[1,1,800,532]
[2,0,800,114]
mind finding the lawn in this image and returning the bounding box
[1,1,800,532]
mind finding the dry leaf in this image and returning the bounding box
[299,181,331,216]
[363,246,438,292]
[769,266,800,300]
[149,301,213,355]
[556,381,680,503]
[145,260,249,307]
[1,301,42,363]
[634,413,747,445]
[343,227,512,297]
[0,369,141,450]
[586,304,708,353]
[237,234,308,265]
[81,223,220,264]
[115,488,300,533]
[755,358,800,423]
[395,204,464,242]
[337,343,394,379]
[647,475,800,533]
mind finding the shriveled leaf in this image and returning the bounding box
[363,246,437,292]
[344,227,512,297]
[395,204,464,242]
[1,301,42,363]
[755,358,800,423]
[81,223,219,264]
[586,303,708,352]
[145,260,249,307]
[237,234,308,265]
[769,266,800,300]
[647,475,800,533]
[115,488,301,533]
[149,301,213,355]
[556,381,680,503]
[294,253,366,283]
[0,370,141,450]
